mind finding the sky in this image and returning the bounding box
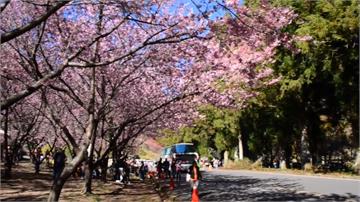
[170,0,244,20]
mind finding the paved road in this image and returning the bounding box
[171,170,360,201]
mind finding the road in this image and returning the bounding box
[171,169,360,201]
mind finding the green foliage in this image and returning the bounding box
[272,0,358,162]
[157,128,183,146]
[157,105,240,158]
[243,0,358,165]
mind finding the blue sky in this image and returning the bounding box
[62,0,245,22]
[170,0,244,20]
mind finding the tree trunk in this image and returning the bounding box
[47,143,90,202]
[4,108,11,178]
[234,147,239,161]
[300,126,309,166]
[238,134,243,160]
[83,160,93,194]
[112,145,118,181]
[350,118,359,148]
[239,120,250,158]
[48,178,65,202]
[83,120,98,194]
[224,150,229,165]
[47,29,97,200]
[47,113,95,201]
[284,141,292,169]
[354,149,360,175]
[100,158,108,182]
[83,3,103,193]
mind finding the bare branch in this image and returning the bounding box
[1,1,70,44]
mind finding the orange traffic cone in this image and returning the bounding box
[191,187,199,202]
[169,177,175,190]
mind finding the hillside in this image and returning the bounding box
[136,137,163,160]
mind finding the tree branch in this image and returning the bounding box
[1,0,70,44]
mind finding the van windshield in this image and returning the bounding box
[175,144,195,153]
[162,147,171,155]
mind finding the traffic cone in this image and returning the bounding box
[191,187,199,202]
[169,177,175,190]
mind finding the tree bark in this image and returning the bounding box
[4,108,11,178]
[238,134,244,160]
[1,66,66,111]
[224,150,229,165]
[1,1,70,44]
[354,149,360,175]
[83,119,98,194]
[83,160,93,194]
[100,157,108,182]
[47,145,87,202]
[48,177,65,202]
[83,3,103,192]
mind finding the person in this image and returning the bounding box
[53,149,66,181]
[33,148,42,174]
[170,159,176,179]
[213,159,218,169]
[156,158,163,178]
[118,156,131,184]
[77,163,84,179]
[273,159,279,168]
[139,161,145,181]
[163,158,170,178]
[188,160,202,193]
[113,159,120,181]
[123,160,131,184]
[116,159,125,184]
[175,160,182,182]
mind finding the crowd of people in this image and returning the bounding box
[27,147,207,194]
[155,158,182,181]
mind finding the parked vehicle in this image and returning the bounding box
[161,146,172,161]
[161,143,199,172]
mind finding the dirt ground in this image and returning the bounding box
[0,161,161,202]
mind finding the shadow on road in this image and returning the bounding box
[171,173,360,201]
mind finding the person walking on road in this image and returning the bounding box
[163,158,170,178]
[175,160,182,182]
[33,148,42,174]
[156,158,163,179]
[171,159,176,179]
[139,161,146,181]
[53,149,66,181]
[189,160,202,201]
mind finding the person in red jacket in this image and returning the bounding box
[188,160,202,202]
[189,160,202,189]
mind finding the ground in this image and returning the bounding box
[0,161,161,202]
